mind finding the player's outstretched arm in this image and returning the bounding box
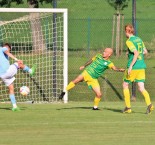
[79,59,93,70]
[79,66,85,70]
[4,50,22,62]
[111,66,125,72]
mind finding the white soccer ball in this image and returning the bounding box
[20,86,30,96]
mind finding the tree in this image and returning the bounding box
[107,0,130,13]
[107,0,130,56]
[0,0,53,7]
[0,0,23,7]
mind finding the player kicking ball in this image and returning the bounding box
[59,48,125,110]
[0,43,37,111]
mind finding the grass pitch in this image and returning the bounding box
[0,102,155,145]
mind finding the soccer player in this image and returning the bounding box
[0,43,36,111]
[59,48,125,110]
[122,24,154,114]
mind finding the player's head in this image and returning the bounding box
[102,48,113,59]
[3,43,11,51]
[125,24,134,38]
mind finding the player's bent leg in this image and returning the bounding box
[1,64,18,80]
[59,81,76,100]
[1,77,15,87]
[69,74,84,89]
[59,75,84,100]
[59,92,66,100]
[22,64,37,77]
[23,65,31,73]
[30,64,37,77]
[66,81,75,91]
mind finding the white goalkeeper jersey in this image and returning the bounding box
[0,47,10,76]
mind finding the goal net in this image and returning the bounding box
[0,8,68,103]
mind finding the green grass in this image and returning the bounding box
[0,102,155,145]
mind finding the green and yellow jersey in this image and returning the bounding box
[126,35,146,69]
[85,53,114,79]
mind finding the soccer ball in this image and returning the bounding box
[20,86,30,96]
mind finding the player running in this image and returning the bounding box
[0,43,37,111]
[59,48,125,110]
[122,24,154,114]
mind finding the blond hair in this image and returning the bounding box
[125,24,135,34]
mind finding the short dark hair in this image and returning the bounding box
[3,43,12,49]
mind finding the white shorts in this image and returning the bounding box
[0,63,18,86]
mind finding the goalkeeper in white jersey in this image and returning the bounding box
[0,43,36,111]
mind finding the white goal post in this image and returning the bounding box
[0,8,68,103]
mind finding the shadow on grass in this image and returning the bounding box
[103,107,123,113]
[57,106,93,110]
[103,107,146,114]
[0,107,11,110]
[57,107,123,112]
[57,107,119,111]
[57,106,146,114]
[0,107,27,111]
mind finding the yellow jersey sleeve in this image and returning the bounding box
[126,41,136,52]
[108,62,114,69]
[142,42,145,48]
[92,54,100,61]
[92,56,96,61]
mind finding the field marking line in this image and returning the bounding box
[0,121,154,126]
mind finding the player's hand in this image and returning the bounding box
[119,68,125,72]
[128,66,132,75]
[79,66,85,70]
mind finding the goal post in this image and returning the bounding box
[0,8,68,103]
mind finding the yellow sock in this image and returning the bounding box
[66,81,75,91]
[123,88,131,108]
[94,97,101,108]
[141,89,151,106]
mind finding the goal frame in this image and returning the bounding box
[0,8,68,103]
